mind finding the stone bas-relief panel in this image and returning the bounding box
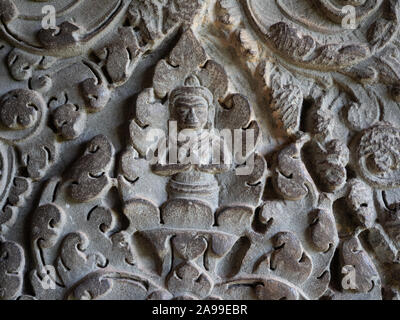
[0,0,399,301]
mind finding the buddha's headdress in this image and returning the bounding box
[169,75,213,109]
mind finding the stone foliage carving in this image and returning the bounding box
[0,0,399,301]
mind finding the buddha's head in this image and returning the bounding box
[170,78,213,131]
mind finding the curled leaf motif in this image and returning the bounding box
[310,101,334,139]
[255,279,299,300]
[0,89,44,130]
[271,84,303,136]
[56,232,107,287]
[127,0,203,44]
[88,207,114,234]
[269,232,313,284]
[80,78,111,112]
[30,75,53,93]
[68,271,112,300]
[356,123,400,188]
[266,22,368,68]
[345,101,379,131]
[0,0,18,24]
[68,135,114,202]
[312,139,349,192]
[368,226,399,264]
[368,20,395,49]
[172,234,208,261]
[167,262,213,299]
[111,232,135,266]
[346,179,375,228]
[217,278,300,300]
[68,271,168,300]
[37,21,80,50]
[7,49,41,81]
[8,177,31,207]
[0,143,15,228]
[367,0,399,51]
[340,237,380,293]
[269,67,303,136]
[0,238,24,300]
[268,22,316,60]
[31,204,65,250]
[197,60,229,100]
[273,137,316,201]
[95,27,141,86]
[22,142,56,180]
[392,85,400,102]
[153,29,208,98]
[309,209,338,252]
[52,104,85,140]
[58,232,91,271]
[379,199,400,248]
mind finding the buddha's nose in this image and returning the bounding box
[186,108,198,123]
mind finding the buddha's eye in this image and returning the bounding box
[196,109,207,117]
[176,108,187,116]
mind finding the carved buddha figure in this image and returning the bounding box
[152,77,232,210]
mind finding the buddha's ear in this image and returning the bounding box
[168,99,177,121]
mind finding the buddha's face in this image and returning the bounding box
[174,102,208,130]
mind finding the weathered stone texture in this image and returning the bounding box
[0,0,399,300]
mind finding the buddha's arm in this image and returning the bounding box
[197,138,232,173]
